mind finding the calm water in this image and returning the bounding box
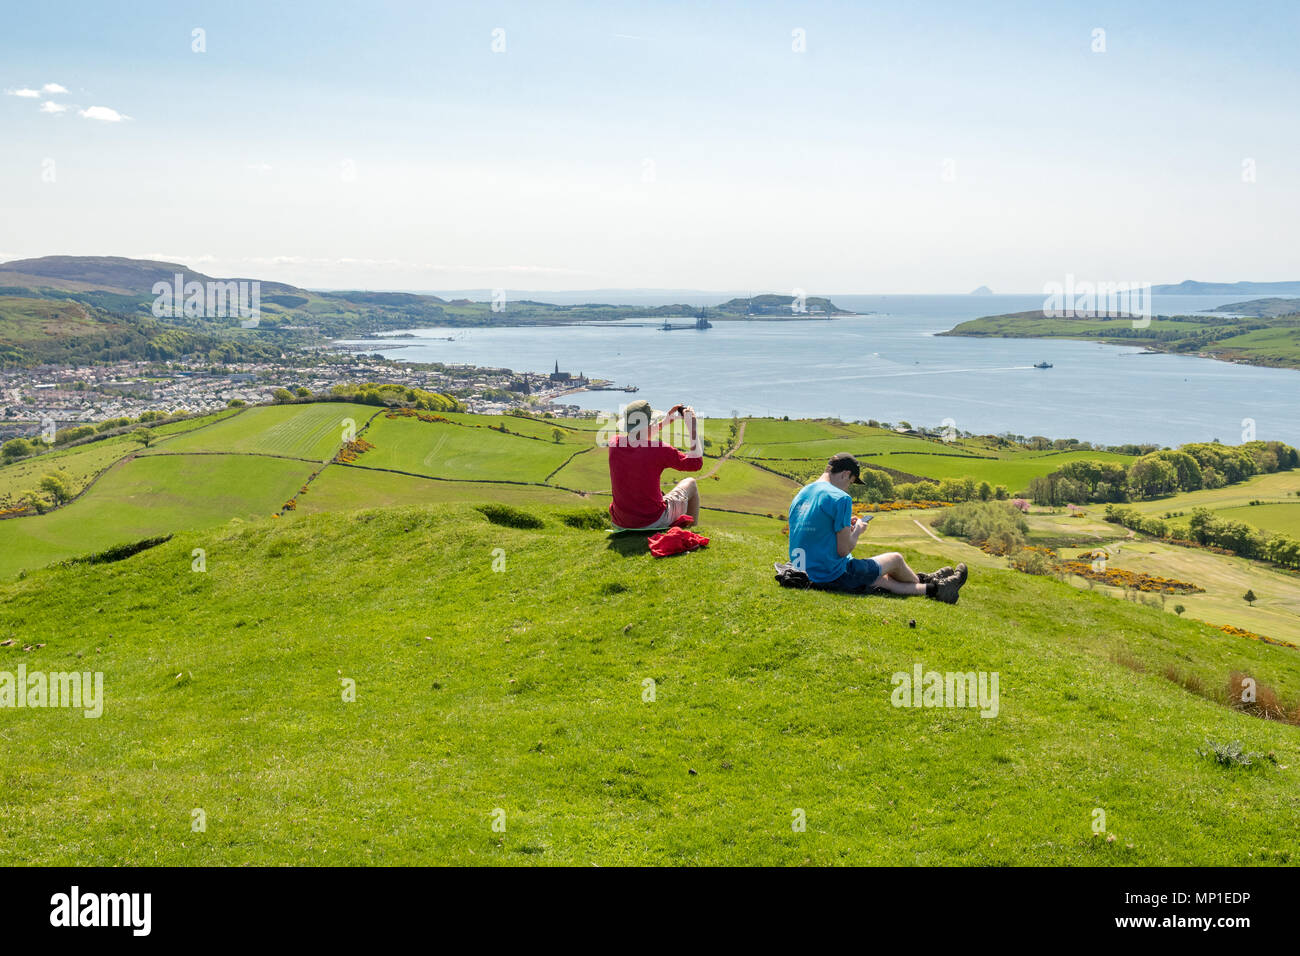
[342,294,1300,447]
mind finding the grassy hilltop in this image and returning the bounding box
[2,401,1300,864]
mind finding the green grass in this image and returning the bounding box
[0,437,141,508]
[0,409,239,508]
[2,502,1298,865]
[696,459,800,514]
[155,403,379,462]
[1212,502,1300,537]
[297,464,588,514]
[359,415,578,483]
[0,454,313,578]
[738,433,946,460]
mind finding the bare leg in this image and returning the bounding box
[872,575,926,597]
[670,476,700,522]
[872,551,919,583]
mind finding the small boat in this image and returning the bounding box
[1033,361,1053,369]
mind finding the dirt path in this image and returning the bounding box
[700,420,745,479]
[912,517,944,542]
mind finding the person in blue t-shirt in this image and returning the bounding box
[787,453,968,603]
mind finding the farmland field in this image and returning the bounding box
[1213,502,1300,537]
[155,403,378,461]
[358,415,578,483]
[0,454,312,578]
[0,408,241,507]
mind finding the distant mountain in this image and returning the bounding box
[1152,279,1300,295]
[0,255,303,296]
[970,285,993,295]
[0,257,854,354]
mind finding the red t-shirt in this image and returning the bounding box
[607,435,703,528]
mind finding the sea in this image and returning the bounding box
[337,293,1300,447]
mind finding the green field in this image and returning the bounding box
[155,403,379,461]
[358,415,579,483]
[1213,502,1300,537]
[0,454,312,578]
[0,409,238,508]
[296,464,587,514]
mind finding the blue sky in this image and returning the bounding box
[2,0,1298,292]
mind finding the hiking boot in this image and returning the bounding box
[928,564,968,604]
[918,566,954,584]
[930,575,961,604]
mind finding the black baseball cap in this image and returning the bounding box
[827,452,864,483]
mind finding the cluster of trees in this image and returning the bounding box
[1104,505,1300,569]
[324,382,461,411]
[1028,440,1298,506]
[932,501,1029,554]
[791,466,1009,505]
[893,477,1009,504]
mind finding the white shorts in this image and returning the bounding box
[613,485,691,532]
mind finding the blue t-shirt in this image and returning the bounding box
[788,480,853,583]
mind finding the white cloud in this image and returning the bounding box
[7,88,41,98]
[39,101,67,114]
[79,105,129,122]
[42,83,68,94]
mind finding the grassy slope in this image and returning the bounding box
[359,415,578,483]
[0,455,312,578]
[155,403,380,462]
[1,503,1298,865]
[0,410,238,506]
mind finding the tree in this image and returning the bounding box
[1174,604,1186,616]
[272,388,293,403]
[551,428,563,443]
[39,472,73,505]
[295,386,311,398]
[1243,589,1257,606]
[1127,455,1178,498]
[132,427,156,448]
[1,438,34,462]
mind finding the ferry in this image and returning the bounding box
[1033,361,1053,369]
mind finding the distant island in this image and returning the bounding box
[941,299,1300,371]
[1212,297,1300,318]
[1151,279,1300,295]
[970,285,993,295]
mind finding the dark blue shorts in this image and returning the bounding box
[820,557,882,593]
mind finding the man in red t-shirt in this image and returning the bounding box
[607,399,704,530]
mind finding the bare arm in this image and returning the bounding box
[836,517,867,557]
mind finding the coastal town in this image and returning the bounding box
[0,355,611,441]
